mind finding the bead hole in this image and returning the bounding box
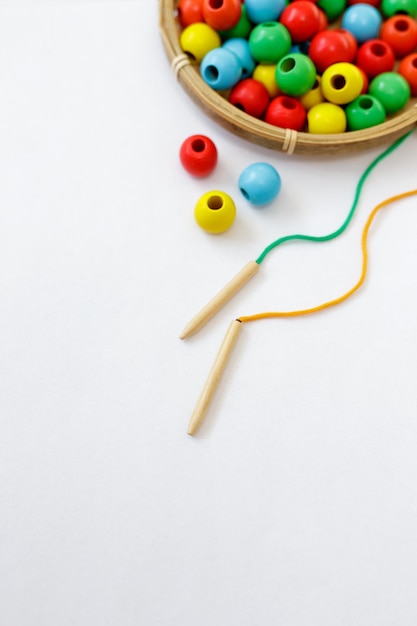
[207,195,223,210]
[239,187,250,201]
[371,42,387,57]
[359,97,373,110]
[331,74,346,90]
[282,96,296,110]
[394,18,409,31]
[209,0,223,8]
[204,65,219,82]
[280,58,296,73]
[191,139,206,153]
[412,57,417,69]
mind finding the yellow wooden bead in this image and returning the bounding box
[321,62,364,105]
[180,22,222,64]
[307,102,347,134]
[194,191,236,234]
[252,64,280,98]
[300,76,324,110]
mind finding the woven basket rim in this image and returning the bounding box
[159,0,417,155]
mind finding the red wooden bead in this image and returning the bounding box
[177,0,203,27]
[201,0,242,31]
[309,30,353,73]
[179,135,218,177]
[333,28,359,63]
[380,15,417,58]
[229,78,271,118]
[398,52,417,96]
[264,95,307,131]
[317,8,329,32]
[347,0,381,6]
[356,39,396,78]
[279,1,322,43]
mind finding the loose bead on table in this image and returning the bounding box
[238,162,282,206]
[194,191,236,234]
[179,135,218,177]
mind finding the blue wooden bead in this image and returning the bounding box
[200,47,242,90]
[244,0,288,24]
[238,162,282,206]
[222,38,256,78]
[341,5,383,43]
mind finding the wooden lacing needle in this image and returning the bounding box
[187,319,242,436]
[180,260,259,339]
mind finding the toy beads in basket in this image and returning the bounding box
[159,0,417,154]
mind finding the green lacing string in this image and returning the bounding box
[255,131,413,265]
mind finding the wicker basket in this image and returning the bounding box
[159,0,417,155]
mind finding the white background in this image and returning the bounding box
[1,2,417,625]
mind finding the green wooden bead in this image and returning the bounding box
[381,0,417,18]
[275,53,317,97]
[369,72,411,114]
[317,0,347,21]
[249,22,292,64]
[346,95,386,131]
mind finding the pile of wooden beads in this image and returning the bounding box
[177,0,417,133]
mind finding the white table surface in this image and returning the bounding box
[1,2,417,625]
